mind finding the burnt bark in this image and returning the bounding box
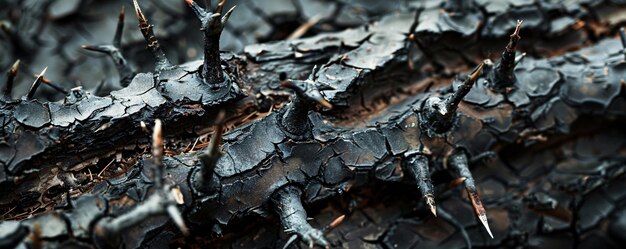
[2,0,626,249]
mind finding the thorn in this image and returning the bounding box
[185,0,207,20]
[132,0,146,24]
[132,0,171,70]
[82,6,134,87]
[446,62,484,114]
[166,204,189,236]
[277,69,332,139]
[317,98,333,109]
[114,6,125,48]
[449,177,467,188]
[280,80,302,93]
[277,79,330,139]
[4,59,20,99]
[152,119,163,160]
[29,223,42,249]
[186,0,234,85]
[26,67,48,100]
[405,155,436,217]
[514,52,527,65]
[40,76,69,95]
[96,186,186,239]
[282,234,299,249]
[140,121,149,133]
[287,13,321,40]
[195,110,225,193]
[468,63,484,82]
[207,110,225,156]
[273,186,319,249]
[490,20,523,90]
[171,187,185,205]
[327,214,346,230]
[449,150,493,239]
[81,44,107,53]
[215,0,226,14]
[9,59,20,76]
[406,33,417,71]
[280,80,333,109]
[201,110,225,159]
[222,5,236,24]
[95,123,110,132]
[506,20,523,52]
[425,194,437,217]
[152,119,164,187]
[317,83,336,91]
[468,188,493,239]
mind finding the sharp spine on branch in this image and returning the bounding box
[405,155,437,217]
[449,150,493,239]
[3,59,20,99]
[272,185,329,248]
[420,63,484,134]
[82,6,135,86]
[185,0,236,86]
[40,77,69,95]
[193,111,225,193]
[489,20,523,91]
[26,67,48,100]
[278,67,334,140]
[152,119,164,188]
[95,119,189,245]
[114,6,125,48]
[132,0,172,71]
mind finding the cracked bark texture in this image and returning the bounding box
[1,0,626,248]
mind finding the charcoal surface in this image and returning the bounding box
[1,0,626,249]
